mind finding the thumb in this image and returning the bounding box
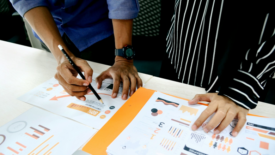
[96,71,109,89]
[188,94,212,105]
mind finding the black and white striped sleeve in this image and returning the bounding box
[218,34,275,109]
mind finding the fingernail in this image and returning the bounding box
[191,125,197,131]
[112,93,117,98]
[130,91,134,96]
[88,76,92,83]
[232,131,238,137]
[87,89,92,93]
[123,94,127,100]
[203,127,209,133]
[97,83,100,88]
[80,97,85,101]
[214,130,220,134]
[83,83,89,86]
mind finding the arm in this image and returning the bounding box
[96,0,142,100]
[189,34,275,137]
[10,3,93,101]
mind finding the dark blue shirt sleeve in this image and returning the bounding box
[10,0,48,17]
[106,0,139,19]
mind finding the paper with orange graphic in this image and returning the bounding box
[179,105,199,116]
[0,107,95,155]
[67,103,100,116]
[18,73,127,129]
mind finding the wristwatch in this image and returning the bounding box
[115,45,135,60]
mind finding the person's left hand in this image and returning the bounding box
[188,93,249,137]
[96,56,143,100]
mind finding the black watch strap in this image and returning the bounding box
[115,49,125,57]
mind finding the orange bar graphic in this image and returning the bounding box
[39,125,50,132]
[246,126,268,134]
[47,152,51,155]
[44,142,59,155]
[162,139,167,146]
[168,142,174,150]
[179,130,183,138]
[173,129,179,137]
[0,153,4,155]
[246,137,254,140]
[180,118,191,123]
[19,148,23,151]
[258,133,275,140]
[28,135,54,155]
[16,142,27,148]
[7,147,19,154]
[169,127,174,134]
[25,133,38,139]
[36,144,49,155]
[34,130,44,136]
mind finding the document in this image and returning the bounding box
[107,92,275,155]
[18,73,126,130]
[0,107,96,155]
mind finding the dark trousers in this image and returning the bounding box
[41,34,115,66]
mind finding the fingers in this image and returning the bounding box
[203,104,229,133]
[188,94,212,105]
[55,73,90,100]
[136,74,143,88]
[96,71,110,89]
[192,103,217,131]
[57,64,89,86]
[78,61,93,83]
[112,75,121,98]
[231,112,247,137]
[121,75,130,100]
[129,74,137,96]
[214,109,237,134]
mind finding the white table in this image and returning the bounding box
[0,41,153,126]
[0,41,274,154]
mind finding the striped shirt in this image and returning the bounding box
[166,0,275,109]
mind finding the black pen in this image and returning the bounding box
[58,45,104,104]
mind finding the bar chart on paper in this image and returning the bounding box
[0,107,95,155]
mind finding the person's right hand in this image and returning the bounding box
[54,55,93,101]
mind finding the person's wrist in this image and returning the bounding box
[115,56,134,64]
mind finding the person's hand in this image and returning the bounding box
[188,93,249,137]
[55,55,93,101]
[96,56,143,100]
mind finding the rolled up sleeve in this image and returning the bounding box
[106,0,139,19]
[9,0,48,17]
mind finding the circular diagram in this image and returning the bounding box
[151,108,163,116]
[105,110,111,114]
[109,106,115,110]
[7,121,27,133]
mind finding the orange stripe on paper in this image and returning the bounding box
[180,118,191,123]
[16,142,27,148]
[36,144,49,155]
[0,153,5,155]
[34,130,44,136]
[7,147,19,154]
[44,142,59,155]
[25,133,38,139]
[258,133,275,140]
[246,137,254,140]
[28,135,53,155]
[246,126,269,134]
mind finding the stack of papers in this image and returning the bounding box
[0,107,96,155]
[107,92,275,155]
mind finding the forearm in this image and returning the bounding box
[24,7,73,63]
[112,19,133,49]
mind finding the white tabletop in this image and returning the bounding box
[0,41,153,126]
[0,40,274,154]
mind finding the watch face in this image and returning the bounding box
[125,48,133,57]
